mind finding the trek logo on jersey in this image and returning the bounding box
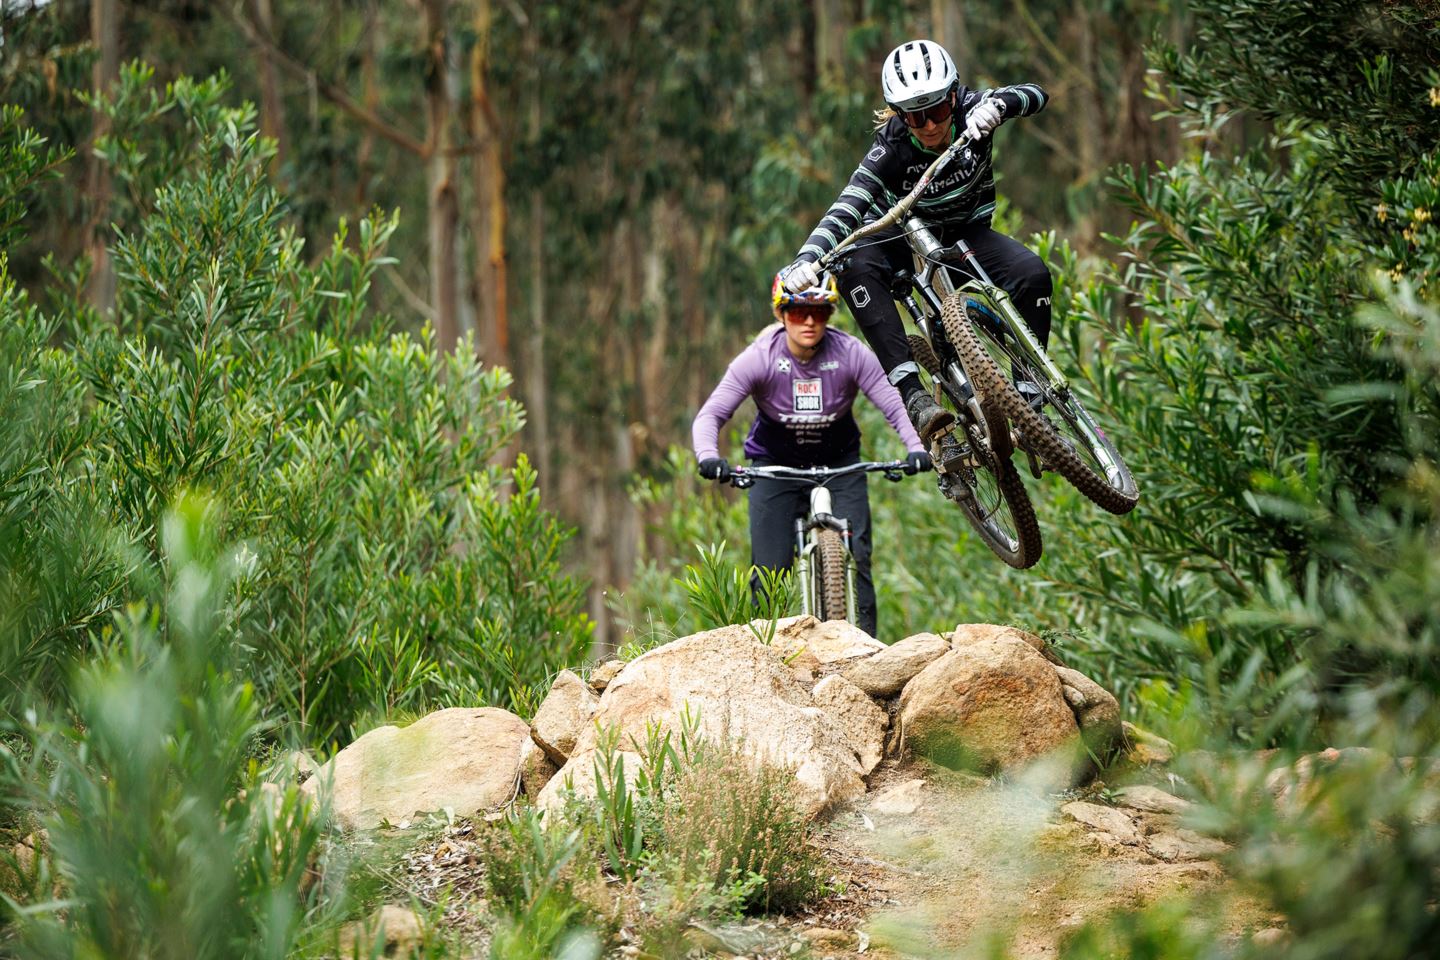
[793,378,823,413]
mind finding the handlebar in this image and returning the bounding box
[817,130,976,271]
[727,460,911,489]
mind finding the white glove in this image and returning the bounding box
[783,260,821,294]
[964,98,1005,141]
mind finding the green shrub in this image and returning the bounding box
[479,809,608,960]
[657,739,827,914]
[0,70,591,744]
[0,496,324,959]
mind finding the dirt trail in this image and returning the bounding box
[789,760,1271,960]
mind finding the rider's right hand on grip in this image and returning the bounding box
[698,457,732,482]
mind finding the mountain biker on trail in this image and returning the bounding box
[691,271,930,638]
[782,39,1052,446]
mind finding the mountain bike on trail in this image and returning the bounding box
[727,461,910,627]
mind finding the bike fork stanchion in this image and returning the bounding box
[793,517,815,618]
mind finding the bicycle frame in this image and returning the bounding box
[900,219,1071,396]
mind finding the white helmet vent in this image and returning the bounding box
[881,39,957,111]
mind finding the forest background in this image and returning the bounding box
[2,0,1440,957]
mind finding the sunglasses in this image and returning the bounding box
[899,97,954,129]
[784,306,831,325]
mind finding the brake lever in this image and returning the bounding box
[884,469,905,482]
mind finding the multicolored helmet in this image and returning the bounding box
[771,268,840,320]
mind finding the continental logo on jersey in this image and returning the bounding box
[793,378,823,413]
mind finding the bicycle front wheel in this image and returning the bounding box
[943,292,1139,515]
[812,528,849,621]
[909,333,1042,569]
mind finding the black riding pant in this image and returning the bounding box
[747,458,876,638]
[835,222,1053,377]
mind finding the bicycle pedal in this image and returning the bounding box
[933,433,968,474]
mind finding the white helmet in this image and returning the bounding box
[880,40,957,111]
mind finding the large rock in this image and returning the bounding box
[898,633,1082,783]
[811,674,888,775]
[841,632,951,698]
[304,707,529,830]
[949,623,1063,665]
[767,615,887,665]
[530,669,599,765]
[1054,666,1123,763]
[538,626,866,818]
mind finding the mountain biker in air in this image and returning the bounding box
[691,271,930,638]
[782,39,1053,446]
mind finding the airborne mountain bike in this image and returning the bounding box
[728,460,908,625]
[814,131,1138,570]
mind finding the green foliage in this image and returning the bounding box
[480,809,606,960]
[678,541,795,644]
[656,739,828,914]
[0,74,591,744]
[0,496,324,959]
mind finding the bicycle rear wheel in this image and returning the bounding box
[908,333,1042,569]
[943,292,1139,515]
[812,528,849,621]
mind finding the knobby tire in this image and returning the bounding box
[907,334,1042,568]
[941,293,1139,515]
[813,528,849,622]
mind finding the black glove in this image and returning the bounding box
[698,457,732,482]
[904,450,932,475]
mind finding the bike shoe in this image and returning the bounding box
[904,391,956,445]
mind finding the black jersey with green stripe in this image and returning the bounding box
[795,83,1047,265]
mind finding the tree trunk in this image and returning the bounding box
[468,0,509,371]
[814,0,845,82]
[355,0,379,206]
[252,0,288,173]
[416,0,460,353]
[524,12,551,486]
[86,0,119,315]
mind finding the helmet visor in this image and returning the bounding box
[900,97,954,129]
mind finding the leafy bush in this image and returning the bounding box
[0,70,591,744]
[0,496,324,959]
[657,738,827,914]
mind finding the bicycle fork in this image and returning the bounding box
[793,485,858,623]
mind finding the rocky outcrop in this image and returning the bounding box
[530,668,598,765]
[304,707,529,830]
[812,674,888,775]
[949,623,1063,666]
[1055,666,1123,763]
[768,615,887,665]
[537,625,868,818]
[899,630,1082,784]
[841,632,950,698]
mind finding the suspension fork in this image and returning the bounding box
[793,515,815,618]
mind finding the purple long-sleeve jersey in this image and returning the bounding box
[692,326,923,466]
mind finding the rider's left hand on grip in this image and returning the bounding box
[904,450,933,475]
